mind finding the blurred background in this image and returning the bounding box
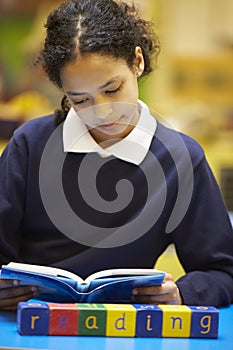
[0,0,232,275]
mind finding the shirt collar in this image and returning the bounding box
[63,100,157,165]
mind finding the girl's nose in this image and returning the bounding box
[94,102,113,120]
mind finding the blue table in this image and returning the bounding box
[0,305,232,350]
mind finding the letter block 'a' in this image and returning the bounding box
[133,304,162,337]
[76,303,106,336]
[104,304,136,337]
[189,306,219,338]
[47,303,78,335]
[17,302,49,335]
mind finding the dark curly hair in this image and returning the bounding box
[36,0,160,123]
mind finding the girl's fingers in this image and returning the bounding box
[131,273,182,305]
[0,285,39,309]
[0,305,18,311]
[0,279,20,288]
[0,292,36,308]
[132,293,178,304]
[0,285,39,300]
[132,286,164,296]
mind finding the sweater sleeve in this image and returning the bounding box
[0,132,28,265]
[174,156,233,306]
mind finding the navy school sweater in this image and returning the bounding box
[0,115,233,306]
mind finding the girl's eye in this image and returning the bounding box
[105,85,122,95]
[73,98,89,105]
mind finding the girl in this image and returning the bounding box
[0,0,232,310]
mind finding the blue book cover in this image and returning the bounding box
[1,262,165,303]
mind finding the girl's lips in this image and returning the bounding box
[99,122,118,130]
[97,115,127,130]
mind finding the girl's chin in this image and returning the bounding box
[89,124,133,144]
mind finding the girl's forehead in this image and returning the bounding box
[61,53,132,86]
[68,53,127,70]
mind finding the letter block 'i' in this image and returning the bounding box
[17,302,49,335]
[159,305,192,338]
[189,306,219,338]
[48,303,78,335]
[104,304,136,337]
[76,303,106,336]
[133,304,162,337]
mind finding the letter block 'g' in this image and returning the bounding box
[189,306,219,338]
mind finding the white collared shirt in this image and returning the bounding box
[63,100,157,165]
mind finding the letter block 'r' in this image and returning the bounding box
[17,302,49,335]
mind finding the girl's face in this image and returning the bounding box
[60,52,143,146]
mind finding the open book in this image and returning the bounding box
[1,262,165,303]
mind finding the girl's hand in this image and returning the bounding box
[0,279,39,311]
[132,273,182,305]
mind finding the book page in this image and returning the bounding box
[5,262,84,284]
[85,268,163,284]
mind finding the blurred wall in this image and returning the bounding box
[143,0,233,210]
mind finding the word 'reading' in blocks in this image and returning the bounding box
[17,302,219,338]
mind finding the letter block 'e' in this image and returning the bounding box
[48,303,78,335]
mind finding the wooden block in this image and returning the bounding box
[47,303,78,335]
[158,305,191,338]
[17,302,49,335]
[104,304,136,337]
[189,306,219,338]
[76,303,107,336]
[17,302,220,339]
[133,304,162,337]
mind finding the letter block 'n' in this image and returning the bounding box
[17,302,49,335]
[189,306,219,338]
[76,303,106,336]
[159,305,191,338]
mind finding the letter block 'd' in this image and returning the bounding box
[104,304,136,337]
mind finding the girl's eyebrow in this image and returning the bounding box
[67,76,121,96]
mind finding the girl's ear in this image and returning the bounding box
[134,46,145,78]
